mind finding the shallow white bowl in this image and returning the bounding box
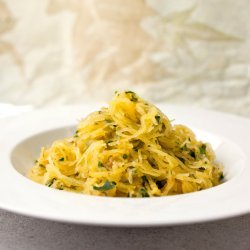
[0,104,249,227]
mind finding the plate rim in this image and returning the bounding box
[0,104,250,227]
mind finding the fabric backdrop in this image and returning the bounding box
[0,0,249,116]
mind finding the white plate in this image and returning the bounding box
[0,104,249,227]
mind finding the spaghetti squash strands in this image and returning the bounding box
[29,91,223,197]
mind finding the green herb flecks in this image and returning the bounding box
[199,144,206,154]
[131,95,138,102]
[98,161,104,168]
[123,154,128,159]
[180,144,188,151]
[125,91,138,102]
[46,178,56,187]
[74,130,79,137]
[140,188,149,197]
[199,167,206,171]
[93,180,116,191]
[125,91,135,94]
[105,119,113,123]
[142,175,148,185]
[59,157,64,161]
[155,115,161,124]
[133,140,144,152]
[219,173,224,180]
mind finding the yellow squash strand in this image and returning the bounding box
[29,91,223,197]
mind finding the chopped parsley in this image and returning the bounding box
[219,173,224,180]
[133,140,144,152]
[125,91,138,102]
[59,157,64,161]
[98,161,104,167]
[46,178,56,187]
[125,91,135,94]
[93,180,116,191]
[123,154,128,159]
[140,188,149,197]
[199,144,206,154]
[155,115,161,123]
[74,130,79,137]
[181,144,188,151]
[131,96,138,102]
[105,119,112,123]
[142,175,148,184]
[199,167,206,171]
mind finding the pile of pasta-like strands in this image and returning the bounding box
[29,91,223,197]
